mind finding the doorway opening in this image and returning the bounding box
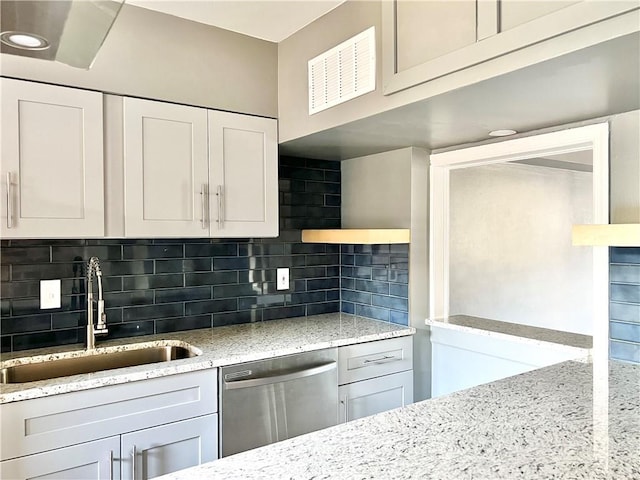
[429,123,609,362]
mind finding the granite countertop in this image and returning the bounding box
[157,359,640,480]
[427,314,593,352]
[0,313,415,404]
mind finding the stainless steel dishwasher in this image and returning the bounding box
[220,348,338,457]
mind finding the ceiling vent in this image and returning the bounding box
[308,26,375,115]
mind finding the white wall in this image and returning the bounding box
[0,4,278,117]
[449,162,593,334]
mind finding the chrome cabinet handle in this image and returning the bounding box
[216,185,224,228]
[200,184,208,229]
[131,445,136,480]
[109,450,113,480]
[340,395,349,423]
[363,355,396,364]
[6,172,13,229]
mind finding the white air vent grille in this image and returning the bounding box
[308,26,376,115]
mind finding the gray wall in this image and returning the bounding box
[341,149,412,229]
[0,4,278,117]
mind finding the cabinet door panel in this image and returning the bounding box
[0,370,217,461]
[0,436,119,480]
[124,98,209,237]
[0,78,104,237]
[339,370,413,423]
[121,414,217,480]
[396,0,476,71]
[500,0,581,31]
[209,111,278,237]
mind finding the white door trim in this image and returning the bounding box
[428,123,610,363]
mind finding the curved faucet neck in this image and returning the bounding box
[86,256,108,349]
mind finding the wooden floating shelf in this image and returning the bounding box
[301,229,411,244]
[572,224,640,247]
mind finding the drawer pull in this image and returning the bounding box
[363,355,396,364]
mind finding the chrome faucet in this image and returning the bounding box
[86,256,108,349]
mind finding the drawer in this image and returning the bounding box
[0,369,217,461]
[338,336,413,385]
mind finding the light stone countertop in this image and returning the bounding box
[157,359,640,480]
[0,313,415,404]
[427,314,593,354]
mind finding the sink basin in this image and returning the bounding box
[0,344,199,384]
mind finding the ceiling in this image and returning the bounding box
[126,0,346,42]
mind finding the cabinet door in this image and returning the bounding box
[395,0,476,71]
[383,0,637,95]
[338,370,413,423]
[208,111,278,238]
[123,98,209,237]
[499,0,581,31]
[0,436,120,480]
[0,78,104,238]
[121,414,217,480]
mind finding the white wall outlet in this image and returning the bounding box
[276,268,290,291]
[40,279,61,309]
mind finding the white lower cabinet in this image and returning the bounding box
[0,436,120,480]
[339,370,413,423]
[122,415,218,480]
[337,336,414,424]
[0,370,217,480]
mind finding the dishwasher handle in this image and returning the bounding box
[223,361,336,390]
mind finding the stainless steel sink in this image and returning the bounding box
[0,345,199,384]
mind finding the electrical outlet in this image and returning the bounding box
[276,268,290,291]
[40,279,61,309]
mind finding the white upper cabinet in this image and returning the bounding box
[0,80,278,239]
[123,98,209,237]
[208,111,278,238]
[119,98,278,238]
[0,78,104,238]
[382,0,638,94]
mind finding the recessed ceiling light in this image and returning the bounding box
[489,129,517,137]
[0,31,50,50]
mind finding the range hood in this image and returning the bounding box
[572,224,640,247]
[0,0,124,69]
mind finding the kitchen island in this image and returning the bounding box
[157,359,640,480]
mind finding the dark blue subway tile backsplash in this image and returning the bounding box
[610,247,640,364]
[340,244,409,326]
[0,156,343,353]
